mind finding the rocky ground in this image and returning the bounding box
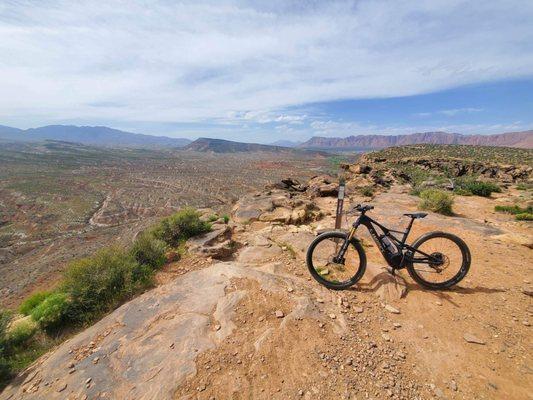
[1,173,531,400]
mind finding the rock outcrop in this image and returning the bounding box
[186,223,235,259]
[231,189,321,225]
[351,154,533,184]
[0,263,343,400]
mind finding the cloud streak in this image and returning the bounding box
[0,0,532,137]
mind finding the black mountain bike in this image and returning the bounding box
[306,204,471,290]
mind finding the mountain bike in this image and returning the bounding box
[306,204,471,290]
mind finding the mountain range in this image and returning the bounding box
[299,130,533,150]
[0,125,191,148]
[1,124,532,151]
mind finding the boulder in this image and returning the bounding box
[318,183,338,197]
[187,224,235,259]
[307,175,339,197]
[248,234,271,247]
[350,164,372,174]
[232,195,274,223]
[290,208,308,225]
[280,178,307,192]
[259,207,292,224]
[271,195,290,208]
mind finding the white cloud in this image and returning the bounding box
[225,110,307,125]
[0,0,532,130]
[439,108,483,116]
[415,107,484,117]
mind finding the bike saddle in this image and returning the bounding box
[353,204,374,212]
[403,212,428,219]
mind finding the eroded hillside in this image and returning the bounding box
[0,142,329,307]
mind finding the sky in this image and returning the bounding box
[0,0,532,143]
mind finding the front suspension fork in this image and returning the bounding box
[333,219,360,263]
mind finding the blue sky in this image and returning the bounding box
[1,0,532,143]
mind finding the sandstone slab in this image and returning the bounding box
[0,263,337,400]
[272,231,315,261]
[237,244,283,264]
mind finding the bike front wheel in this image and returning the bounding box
[407,231,471,290]
[306,231,366,290]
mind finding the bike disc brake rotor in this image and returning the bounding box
[428,252,449,272]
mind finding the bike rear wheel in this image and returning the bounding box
[306,231,366,290]
[407,231,471,289]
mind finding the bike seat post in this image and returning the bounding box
[402,216,415,242]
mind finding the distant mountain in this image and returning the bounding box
[0,125,24,141]
[0,125,191,148]
[269,140,302,147]
[184,137,296,153]
[299,130,533,150]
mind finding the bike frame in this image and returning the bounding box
[337,212,439,269]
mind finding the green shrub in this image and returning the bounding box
[515,213,533,221]
[5,317,38,346]
[0,355,9,388]
[222,214,230,224]
[516,183,528,190]
[31,292,70,330]
[0,310,12,387]
[409,186,422,196]
[494,204,533,216]
[130,233,167,270]
[130,263,155,287]
[359,186,374,197]
[419,189,454,216]
[150,208,211,246]
[207,214,219,222]
[453,188,473,196]
[455,180,501,197]
[0,310,10,340]
[62,247,144,322]
[398,166,431,187]
[19,291,52,316]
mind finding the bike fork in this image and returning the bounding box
[333,222,359,263]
